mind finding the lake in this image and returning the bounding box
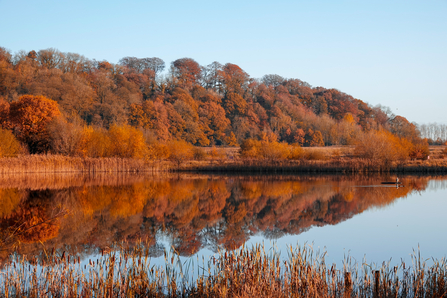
[1,173,446,271]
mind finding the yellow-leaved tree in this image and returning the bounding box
[355,130,410,168]
[77,126,111,158]
[108,124,148,158]
[167,139,194,169]
[0,128,23,157]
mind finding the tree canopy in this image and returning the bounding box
[0,46,426,155]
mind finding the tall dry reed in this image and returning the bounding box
[0,155,171,175]
[1,243,446,297]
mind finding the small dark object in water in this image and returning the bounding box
[381,182,402,185]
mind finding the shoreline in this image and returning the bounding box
[181,159,447,174]
[1,155,447,174]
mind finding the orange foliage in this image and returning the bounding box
[240,139,261,158]
[0,46,428,156]
[108,124,147,158]
[77,126,111,157]
[355,130,411,167]
[6,95,61,153]
[241,138,304,160]
[167,139,194,168]
[408,140,430,160]
[0,128,23,157]
[225,131,238,146]
[147,142,169,160]
[76,125,148,158]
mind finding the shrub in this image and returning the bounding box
[0,128,23,157]
[355,130,410,167]
[108,124,148,158]
[208,146,225,160]
[409,141,430,160]
[76,126,111,158]
[147,142,170,160]
[240,139,261,158]
[167,140,194,168]
[260,141,290,161]
[304,149,328,160]
[193,147,207,160]
[289,144,305,160]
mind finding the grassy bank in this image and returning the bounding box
[0,155,170,174]
[1,145,447,174]
[181,157,447,174]
[1,243,446,297]
[180,145,447,174]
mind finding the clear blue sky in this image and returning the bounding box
[1,0,446,124]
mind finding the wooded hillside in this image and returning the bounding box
[0,47,428,159]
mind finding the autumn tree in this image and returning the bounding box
[304,129,324,147]
[37,48,64,69]
[355,130,410,168]
[167,139,194,168]
[118,56,164,99]
[171,58,202,89]
[0,49,17,99]
[223,92,247,118]
[6,95,61,153]
[260,141,291,161]
[0,46,426,158]
[147,142,170,160]
[218,63,249,95]
[389,115,420,141]
[0,128,23,157]
[225,131,238,146]
[76,126,111,157]
[47,117,83,155]
[408,140,430,160]
[0,98,10,128]
[281,128,305,145]
[240,138,261,158]
[108,124,148,158]
[198,95,230,144]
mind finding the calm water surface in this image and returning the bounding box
[1,173,446,269]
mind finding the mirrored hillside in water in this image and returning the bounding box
[0,173,442,264]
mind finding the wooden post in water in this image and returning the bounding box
[344,272,352,298]
[374,270,380,298]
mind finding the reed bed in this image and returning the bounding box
[1,243,447,297]
[3,153,447,175]
[183,158,447,174]
[0,155,170,175]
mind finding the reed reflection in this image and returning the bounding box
[0,175,433,262]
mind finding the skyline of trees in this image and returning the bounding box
[0,46,435,158]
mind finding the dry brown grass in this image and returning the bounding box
[0,155,170,175]
[1,243,446,297]
[183,146,447,174]
[2,145,447,175]
[429,145,447,160]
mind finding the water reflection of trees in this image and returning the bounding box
[0,175,435,261]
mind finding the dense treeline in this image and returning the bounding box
[0,46,429,162]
